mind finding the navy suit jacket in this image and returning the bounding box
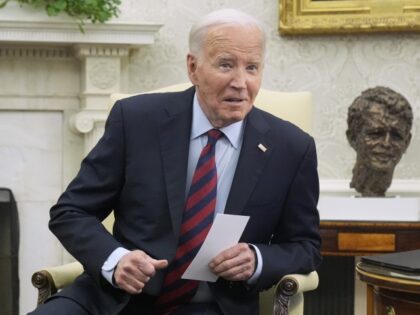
[49,87,321,314]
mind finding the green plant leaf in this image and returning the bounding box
[46,4,60,16]
[96,11,109,23]
[53,0,67,11]
[85,0,96,5]
[0,0,9,9]
[4,0,121,32]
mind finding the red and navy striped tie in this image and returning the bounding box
[153,129,223,314]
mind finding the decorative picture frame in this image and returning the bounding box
[279,0,420,35]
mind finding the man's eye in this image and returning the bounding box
[220,63,232,69]
[366,130,383,138]
[390,131,403,140]
[367,130,381,136]
[247,65,258,71]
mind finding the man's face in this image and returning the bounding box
[187,25,264,128]
[356,103,411,171]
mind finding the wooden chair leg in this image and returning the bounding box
[366,284,374,315]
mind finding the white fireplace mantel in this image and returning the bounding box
[0,2,162,47]
[0,20,162,47]
[0,4,163,153]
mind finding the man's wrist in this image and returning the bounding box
[248,245,258,274]
[101,247,130,286]
[247,244,262,285]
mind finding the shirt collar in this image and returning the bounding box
[191,93,244,149]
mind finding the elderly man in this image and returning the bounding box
[30,8,321,315]
[347,86,413,197]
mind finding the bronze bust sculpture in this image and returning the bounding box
[346,86,413,197]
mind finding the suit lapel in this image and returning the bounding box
[225,108,272,215]
[159,87,195,238]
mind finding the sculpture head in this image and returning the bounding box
[346,86,413,196]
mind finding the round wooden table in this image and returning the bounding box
[356,263,420,315]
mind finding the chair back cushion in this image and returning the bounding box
[108,83,312,134]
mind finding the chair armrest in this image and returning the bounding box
[274,271,319,315]
[31,262,84,305]
[277,271,319,296]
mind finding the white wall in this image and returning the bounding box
[0,111,63,313]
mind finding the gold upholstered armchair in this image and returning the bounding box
[32,84,319,315]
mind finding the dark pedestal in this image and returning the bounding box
[0,188,19,315]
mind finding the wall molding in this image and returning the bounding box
[0,45,72,58]
[0,2,162,47]
[0,20,162,46]
[0,96,79,111]
[69,109,108,134]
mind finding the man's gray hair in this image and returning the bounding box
[189,8,266,57]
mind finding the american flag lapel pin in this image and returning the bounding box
[258,143,267,152]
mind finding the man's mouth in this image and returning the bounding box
[372,152,395,163]
[224,97,245,103]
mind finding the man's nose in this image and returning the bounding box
[230,68,247,89]
[383,132,391,146]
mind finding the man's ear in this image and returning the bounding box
[187,53,198,85]
[403,133,412,153]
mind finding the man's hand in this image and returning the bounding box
[209,243,256,282]
[114,250,168,294]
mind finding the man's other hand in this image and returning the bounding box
[114,250,168,294]
[209,243,256,281]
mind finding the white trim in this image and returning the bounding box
[0,2,162,46]
[69,109,108,134]
[318,196,420,221]
[0,20,162,46]
[320,179,420,197]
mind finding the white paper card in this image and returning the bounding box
[181,213,250,282]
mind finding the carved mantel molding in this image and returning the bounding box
[0,20,162,46]
[0,5,162,153]
[0,2,162,47]
[69,109,109,153]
